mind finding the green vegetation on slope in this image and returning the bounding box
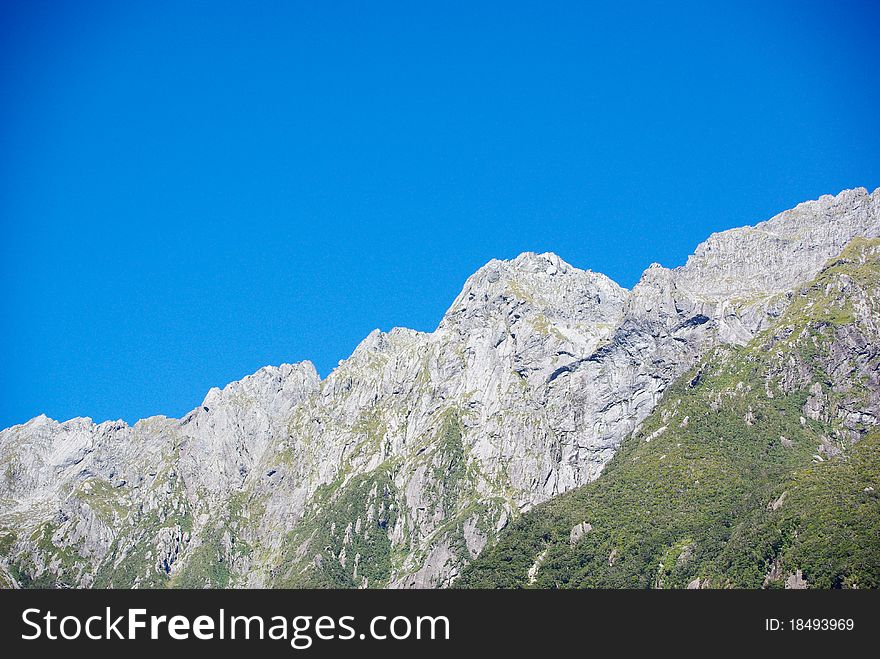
[458,238,880,589]
[270,408,509,588]
[272,463,401,588]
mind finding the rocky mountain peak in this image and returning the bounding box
[509,251,572,274]
[198,361,319,411]
[674,187,880,300]
[440,251,626,334]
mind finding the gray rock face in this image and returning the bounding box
[1,187,878,589]
[569,522,592,545]
[677,188,880,299]
[785,570,808,590]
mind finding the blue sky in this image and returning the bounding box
[1,1,878,427]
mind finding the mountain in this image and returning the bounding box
[458,237,880,588]
[0,188,878,589]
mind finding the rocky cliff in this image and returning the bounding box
[1,187,878,589]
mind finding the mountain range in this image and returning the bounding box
[1,187,878,589]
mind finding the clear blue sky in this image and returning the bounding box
[1,1,878,427]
